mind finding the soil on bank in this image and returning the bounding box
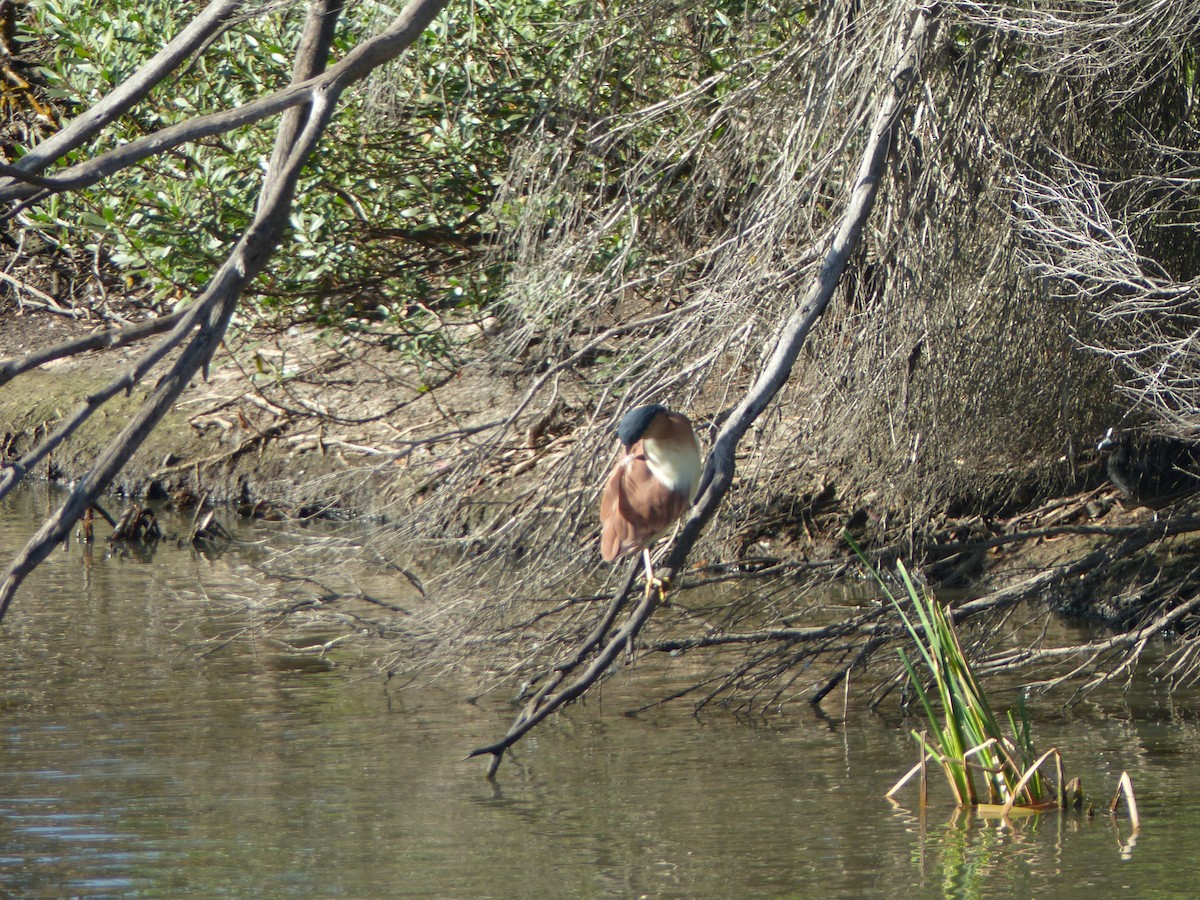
[2,303,1187,595]
[0,305,519,518]
[9,303,1200,661]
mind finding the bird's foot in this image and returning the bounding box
[643,573,673,605]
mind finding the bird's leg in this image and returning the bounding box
[641,549,655,599]
[641,548,671,603]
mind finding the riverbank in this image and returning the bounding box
[0,305,521,518]
[4,302,1196,634]
[12,301,1200,735]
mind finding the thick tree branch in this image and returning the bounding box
[0,301,215,501]
[664,4,938,581]
[0,0,448,205]
[0,0,245,185]
[0,0,353,505]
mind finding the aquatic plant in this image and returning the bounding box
[892,566,1056,810]
[850,538,1060,811]
[864,544,1143,830]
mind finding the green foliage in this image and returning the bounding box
[16,0,592,346]
[16,0,806,360]
[23,0,296,301]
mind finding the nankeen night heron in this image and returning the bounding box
[599,404,701,597]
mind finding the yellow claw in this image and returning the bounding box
[645,573,672,605]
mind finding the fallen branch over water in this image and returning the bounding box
[471,5,940,776]
[463,500,1200,731]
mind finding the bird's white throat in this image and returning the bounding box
[643,435,701,496]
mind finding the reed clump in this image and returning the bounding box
[851,539,1140,821]
[881,558,1060,813]
[849,542,1084,816]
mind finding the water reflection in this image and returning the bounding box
[2,484,1200,895]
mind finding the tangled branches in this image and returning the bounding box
[0,0,453,615]
[378,0,1200,761]
[8,0,1200,771]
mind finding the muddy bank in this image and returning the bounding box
[0,308,518,519]
[12,308,1200,702]
[1,307,1189,598]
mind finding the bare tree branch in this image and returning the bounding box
[0,0,451,617]
[667,5,939,572]
[0,0,448,205]
[0,0,246,183]
[0,308,189,387]
[0,301,213,501]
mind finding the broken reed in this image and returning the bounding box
[850,538,1057,810]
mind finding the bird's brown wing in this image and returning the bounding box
[600,443,689,561]
[599,457,626,560]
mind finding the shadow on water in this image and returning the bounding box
[1,483,1200,896]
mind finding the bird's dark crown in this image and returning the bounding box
[617,404,669,447]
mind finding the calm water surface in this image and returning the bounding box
[1,485,1199,897]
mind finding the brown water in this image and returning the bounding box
[1,484,1199,897]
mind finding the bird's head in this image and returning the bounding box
[616,404,670,449]
[1098,427,1127,453]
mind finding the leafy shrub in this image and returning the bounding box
[15,0,592,344]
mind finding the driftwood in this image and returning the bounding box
[469,2,941,777]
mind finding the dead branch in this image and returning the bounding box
[0,0,451,619]
[466,560,645,776]
[0,311,193,386]
[617,509,1200,712]
[110,503,162,543]
[0,0,245,185]
[0,302,226,500]
[0,0,451,207]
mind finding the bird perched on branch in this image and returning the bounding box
[600,404,702,599]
